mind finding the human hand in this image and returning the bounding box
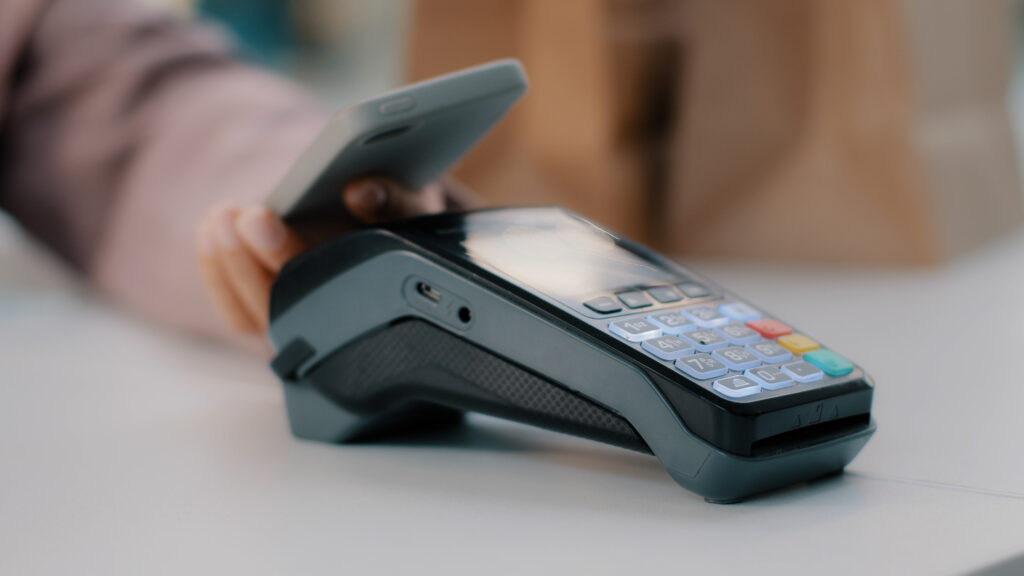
[196,178,448,335]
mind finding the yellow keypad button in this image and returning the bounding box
[776,333,820,354]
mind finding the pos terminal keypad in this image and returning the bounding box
[594,281,856,401]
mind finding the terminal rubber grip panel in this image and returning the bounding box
[297,318,650,452]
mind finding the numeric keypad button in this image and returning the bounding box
[681,306,730,328]
[718,302,762,322]
[718,324,761,345]
[646,311,695,335]
[746,341,793,364]
[781,361,825,383]
[712,375,761,399]
[745,366,794,390]
[675,354,729,380]
[641,336,695,360]
[678,329,729,352]
[608,318,661,342]
[712,346,762,370]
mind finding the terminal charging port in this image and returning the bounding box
[416,282,442,303]
[405,277,472,331]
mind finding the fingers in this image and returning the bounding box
[235,205,306,272]
[197,205,306,335]
[210,206,273,330]
[196,176,457,337]
[343,178,446,224]
[197,215,260,334]
[440,176,485,210]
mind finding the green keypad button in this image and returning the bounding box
[803,349,854,377]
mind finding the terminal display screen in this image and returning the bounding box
[439,209,677,301]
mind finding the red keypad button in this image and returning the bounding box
[746,318,792,339]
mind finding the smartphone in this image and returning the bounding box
[265,59,528,219]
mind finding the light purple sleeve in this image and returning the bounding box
[0,0,329,339]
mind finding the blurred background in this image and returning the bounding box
[161,0,1024,264]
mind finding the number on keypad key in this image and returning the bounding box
[712,346,761,370]
[678,329,728,352]
[718,324,760,344]
[681,306,729,327]
[646,312,695,335]
[746,341,793,364]
[608,318,661,342]
[641,335,694,360]
[746,365,793,390]
[675,354,729,380]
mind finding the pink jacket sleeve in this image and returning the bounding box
[0,0,329,339]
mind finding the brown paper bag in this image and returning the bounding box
[407,0,670,243]
[667,0,1022,263]
[408,0,1022,263]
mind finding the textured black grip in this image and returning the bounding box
[302,318,649,452]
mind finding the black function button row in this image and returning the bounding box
[616,291,653,309]
[586,282,706,314]
[583,296,622,314]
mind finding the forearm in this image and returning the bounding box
[0,0,327,339]
[89,63,327,340]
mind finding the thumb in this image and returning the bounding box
[343,178,445,224]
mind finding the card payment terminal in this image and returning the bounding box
[267,207,876,503]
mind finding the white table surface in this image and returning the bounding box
[2,219,1023,576]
